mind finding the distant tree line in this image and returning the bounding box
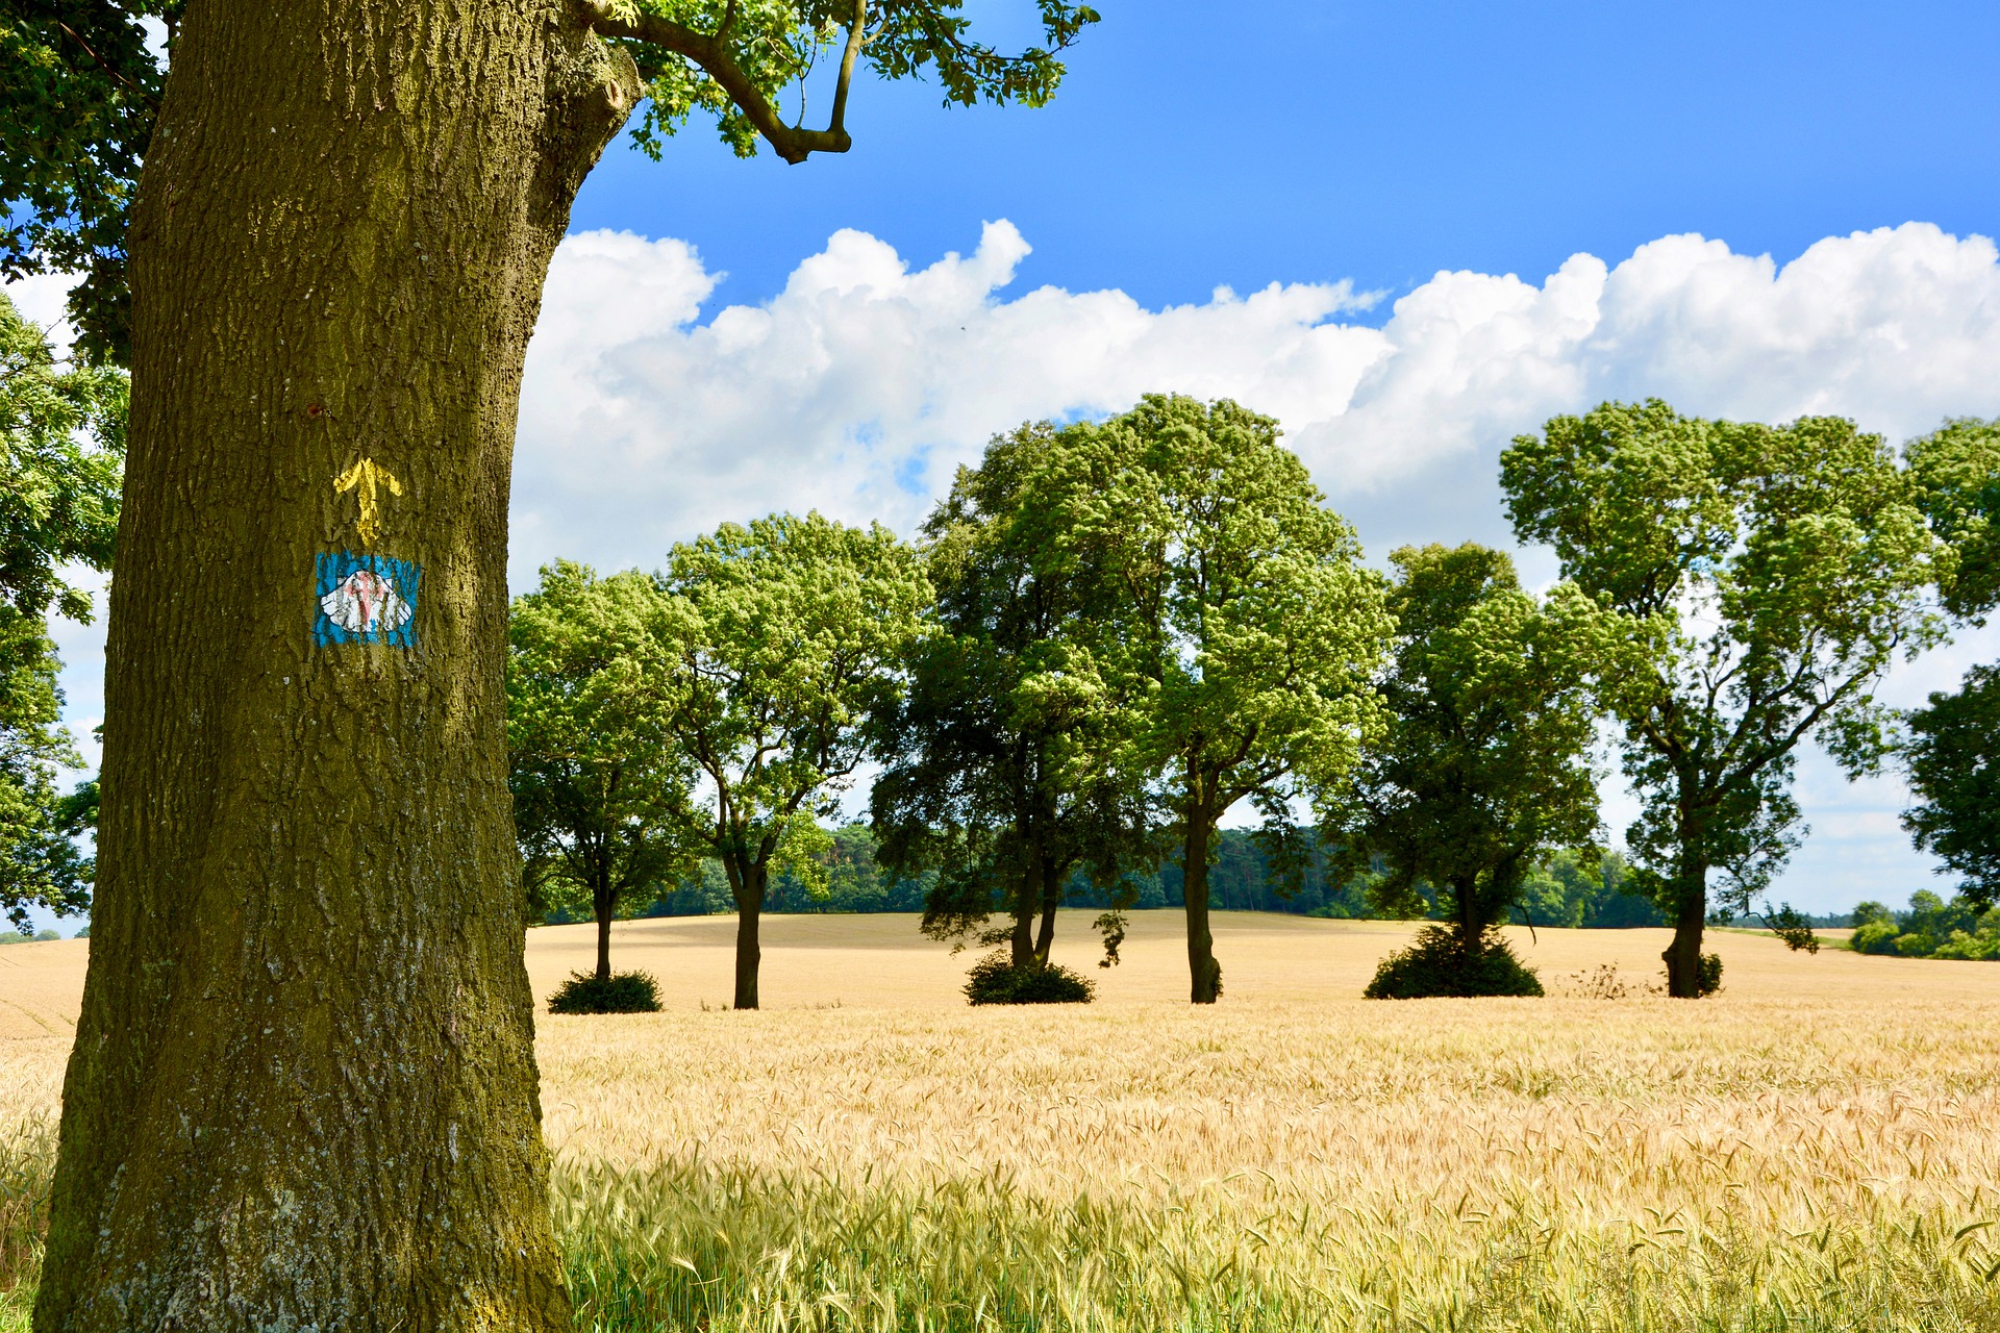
[543,824,1670,928]
[1847,891,1999,961]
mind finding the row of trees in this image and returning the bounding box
[511,394,1996,1006]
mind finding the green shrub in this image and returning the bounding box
[547,971,663,1015]
[1694,951,1723,997]
[1894,932,1935,958]
[1850,921,1901,954]
[1364,926,1544,999]
[1932,930,2000,961]
[962,953,1095,1005]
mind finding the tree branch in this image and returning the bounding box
[582,0,860,165]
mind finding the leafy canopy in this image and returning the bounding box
[1098,395,1391,837]
[1901,665,2000,909]
[873,420,1154,961]
[1503,400,1945,935]
[1321,543,1638,939]
[0,291,120,931]
[661,511,930,904]
[507,561,699,929]
[0,290,123,620]
[0,0,174,361]
[1906,417,2000,621]
[0,0,1095,359]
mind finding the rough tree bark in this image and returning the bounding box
[1662,858,1710,999]
[593,868,615,983]
[37,2,638,1327]
[1182,792,1222,1004]
[731,860,768,1010]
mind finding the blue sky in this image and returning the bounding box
[572,0,2000,313]
[21,0,2000,930]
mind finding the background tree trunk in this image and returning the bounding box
[37,2,637,1328]
[735,864,766,1009]
[1183,806,1221,1003]
[594,873,615,982]
[1662,863,1710,998]
[1010,872,1036,967]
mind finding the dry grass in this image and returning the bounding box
[6,912,2000,1329]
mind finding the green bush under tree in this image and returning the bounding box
[961,952,1096,1005]
[547,971,665,1015]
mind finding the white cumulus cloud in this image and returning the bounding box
[514,220,2000,587]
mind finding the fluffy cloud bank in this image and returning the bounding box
[515,219,2000,582]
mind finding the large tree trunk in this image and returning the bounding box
[1183,806,1221,1004]
[734,863,766,1010]
[37,3,638,1329]
[1662,860,1710,999]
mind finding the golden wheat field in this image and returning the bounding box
[6,911,2000,1330]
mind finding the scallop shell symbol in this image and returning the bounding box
[319,567,413,636]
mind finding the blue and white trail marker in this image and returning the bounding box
[314,552,420,647]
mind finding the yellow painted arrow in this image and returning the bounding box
[333,458,403,546]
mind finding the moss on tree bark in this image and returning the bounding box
[36,2,638,1326]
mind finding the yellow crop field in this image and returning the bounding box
[6,911,2000,1330]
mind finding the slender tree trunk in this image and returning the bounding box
[594,874,615,983]
[734,862,766,1010]
[1662,859,1710,999]
[1183,803,1221,1004]
[1034,874,1060,965]
[1010,868,1036,967]
[37,4,638,1328]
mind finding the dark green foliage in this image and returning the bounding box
[1694,952,1724,997]
[0,0,174,362]
[1321,544,1620,958]
[962,952,1095,1005]
[873,421,1154,969]
[1849,890,2000,960]
[547,970,664,1015]
[1901,665,2000,907]
[1363,926,1544,1000]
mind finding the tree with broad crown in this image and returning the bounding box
[1898,417,2000,908]
[1503,401,1947,998]
[19,2,1096,1326]
[0,290,121,937]
[1086,395,1391,1004]
[661,511,930,1011]
[1901,664,2000,909]
[1319,543,1644,996]
[508,560,698,985]
[872,421,1155,976]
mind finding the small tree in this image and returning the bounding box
[1321,544,1635,997]
[508,562,696,987]
[1503,401,1946,997]
[0,291,121,934]
[663,512,929,1010]
[1093,396,1392,1004]
[872,422,1152,974]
